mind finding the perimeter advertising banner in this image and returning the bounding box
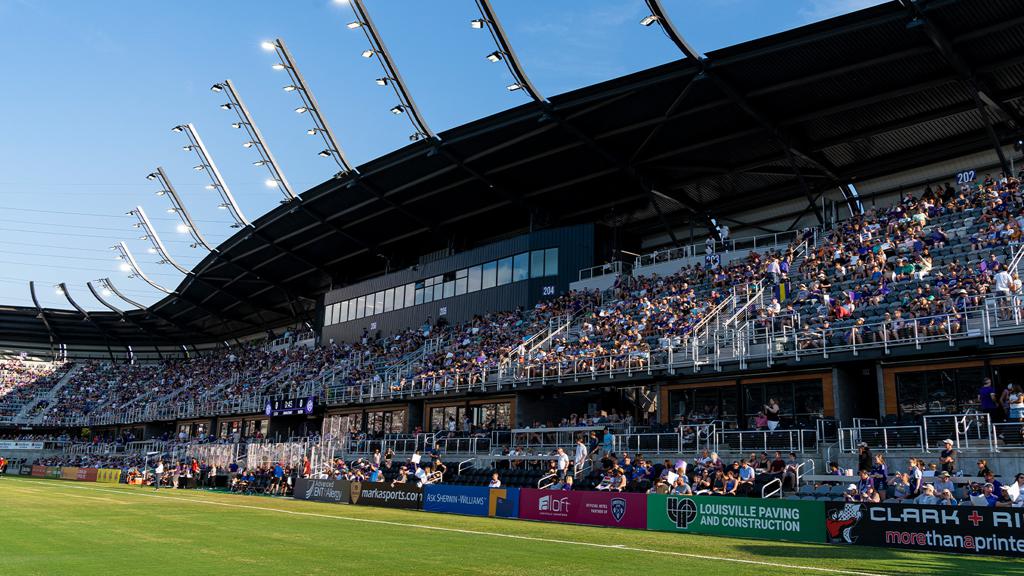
[31,465,46,478]
[60,467,79,480]
[75,468,98,482]
[825,501,1024,557]
[647,495,824,543]
[423,485,520,518]
[293,478,350,504]
[349,481,423,510]
[46,466,61,479]
[518,489,647,529]
[95,469,122,484]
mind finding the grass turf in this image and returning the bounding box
[0,477,1018,576]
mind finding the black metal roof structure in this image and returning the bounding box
[2,0,1022,356]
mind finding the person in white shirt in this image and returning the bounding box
[555,448,569,479]
[488,472,501,488]
[153,459,164,491]
[1007,473,1024,505]
[573,437,587,471]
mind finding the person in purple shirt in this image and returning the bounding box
[979,377,1001,423]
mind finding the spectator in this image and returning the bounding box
[939,439,957,474]
[979,377,1000,424]
[488,472,501,488]
[914,484,938,505]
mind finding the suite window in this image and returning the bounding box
[330,304,340,325]
[355,296,366,319]
[496,256,513,286]
[415,280,425,305]
[455,269,468,295]
[383,288,395,313]
[374,291,385,314]
[404,283,416,308]
[530,250,545,278]
[347,299,356,321]
[513,252,529,282]
[364,293,376,317]
[340,301,349,323]
[393,285,404,311]
[481,261,497,289]
[544,248,558,276]
[467,265,482,292]
[432,275,444,301]
[324,307,332,326]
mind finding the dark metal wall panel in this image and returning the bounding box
[320,224,594,343]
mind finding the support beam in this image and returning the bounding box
[58,283,117,363]
[28,281,57,360]
[87,281,165,359]
[900,0,1020,175]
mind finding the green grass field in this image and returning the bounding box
[0,477,1018,576]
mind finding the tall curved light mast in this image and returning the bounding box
[346,0,434,141]
[472,0,545,102]
[97,277,146,310]
[87,280,125,315]
[112,241,171,294]
[173,123,250,228]
[147,166,213,251]
[264,38,354,174]
[130,206,190,276]
[211,79,296,201]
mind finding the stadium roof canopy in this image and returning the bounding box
[3,0,1023,356]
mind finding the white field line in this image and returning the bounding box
[7,478,887,576]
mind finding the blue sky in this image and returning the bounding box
[0,0,883,309]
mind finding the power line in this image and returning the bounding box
[0,259,183,277]
[1,227,217,244]
[1,206,236,224]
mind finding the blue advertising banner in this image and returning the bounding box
[423,485,519,518]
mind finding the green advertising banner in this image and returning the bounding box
[647,494,825,543]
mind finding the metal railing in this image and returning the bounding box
[839,425,924,452]
[613,432,683,454]
[633,229,812,270]
[716,429,816,453]
[578,260,631,281]
[922,412,993,451]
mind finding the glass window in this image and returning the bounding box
[497,257,513,286]
[481,261,497,289]
[340,301,349,323]
[393,286,404,311]
[404,283,415,308]
[433,282,444,301]
[467,265,482,292]
[372,291,382,315]
[455,276,467,296]
[544,248,558,276]
[355,296,365,319]
[383,289,394,312]
[530,250,545,278]
[443,280,455,298]
[331,304,339,325]
[513,252,529,282]
[324,306,332,326]
[794,380,824,419]
[415,288,425,305]
[364,293,375,317]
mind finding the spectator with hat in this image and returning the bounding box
[939,439,957,474]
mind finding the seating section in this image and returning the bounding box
[1,175,1021,426]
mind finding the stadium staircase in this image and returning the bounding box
[19,362,82,424]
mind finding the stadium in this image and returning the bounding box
[2,0,1023,573]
